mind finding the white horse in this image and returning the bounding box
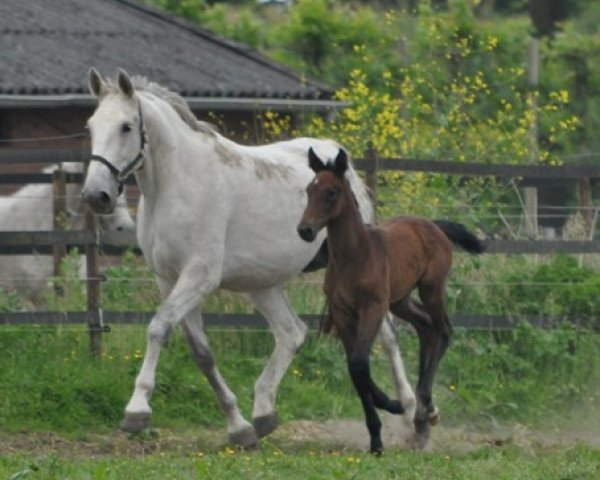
[0,162,135,305]
[82,68,416,448]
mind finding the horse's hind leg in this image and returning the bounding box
[181,311,256,448]
[390,296,448,448]
[379,314,417,431]
[249,285,307,438]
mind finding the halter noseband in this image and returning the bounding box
[89,101,147,194]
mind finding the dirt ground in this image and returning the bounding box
[1,414,599,458]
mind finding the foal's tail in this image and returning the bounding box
[434,220,485,254]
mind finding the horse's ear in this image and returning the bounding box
[333,148,349,176]
[88,67,106,98]
[117,68,134,98]
[308,147,325,173]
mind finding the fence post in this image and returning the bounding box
[577,177,593,235]
[365,141,378,221]
[52,169,67,295]
[85,209,103,356]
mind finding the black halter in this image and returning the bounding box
[89,101,147,195]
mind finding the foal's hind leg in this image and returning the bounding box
[379,314,417,431]
[249,285,307,438]
[390,296,449,448]
[181,311,257,448]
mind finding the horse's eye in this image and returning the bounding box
[121,123,132,133]
[326,188,338,202]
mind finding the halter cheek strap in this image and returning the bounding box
[89,101,147,194]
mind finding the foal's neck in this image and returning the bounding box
[326,183,371,267]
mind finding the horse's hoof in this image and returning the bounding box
[428,406,440,425]
[229,426,258,449]
[120,411,152,433]
[253,413,279,438]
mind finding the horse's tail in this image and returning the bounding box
[434,220,485,254]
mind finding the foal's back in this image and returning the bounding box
[379,216,453,301]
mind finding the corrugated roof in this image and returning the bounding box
[0,0,332,100]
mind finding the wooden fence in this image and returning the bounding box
[0,146,598,352]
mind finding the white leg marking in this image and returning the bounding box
[250,285,307,420]
[379,313,417,432]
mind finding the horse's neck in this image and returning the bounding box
[327,187,371,268]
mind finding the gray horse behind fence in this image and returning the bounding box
[81,68,418,448]
[0,162,134,305]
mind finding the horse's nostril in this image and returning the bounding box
[99,191,111,206]
[297,225,316,242]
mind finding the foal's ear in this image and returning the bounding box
[88,67,106,98]
[117,68,135,98]
[308,147,325,173]
[332,148,349,177]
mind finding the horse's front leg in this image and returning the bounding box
[249,285,307,438]
[121,262,220,434]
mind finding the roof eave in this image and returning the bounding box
[0,94,346,112]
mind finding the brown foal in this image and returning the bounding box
[297,147,483,454]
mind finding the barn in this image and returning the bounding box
[0,0,338,161]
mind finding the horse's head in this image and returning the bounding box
[61,161,135,232]
[297,147,349,242]
[82,68,146,214]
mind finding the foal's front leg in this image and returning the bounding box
[342,305,389,455]
[121,263,221,434]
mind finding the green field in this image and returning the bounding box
[1,322,599,479]
[2,444,600,480]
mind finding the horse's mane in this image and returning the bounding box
[103,76,218,136]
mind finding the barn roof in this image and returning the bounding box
[0,0,337,111]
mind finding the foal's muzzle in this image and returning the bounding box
[297,223,317,242]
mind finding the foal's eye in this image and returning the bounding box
[121,123,132,134]
[326,188,338,202]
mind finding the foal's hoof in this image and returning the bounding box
[120,411,152,433]
[412,421,431,450]
[253,413,279,438]
[370,440,384,457]
[229,426,258,449]
[428,406,440,425]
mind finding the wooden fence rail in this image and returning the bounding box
[0,146,598,351]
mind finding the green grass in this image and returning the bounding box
[2,444,599,480]
[0,323,598,435]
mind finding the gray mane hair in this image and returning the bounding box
[104,75,218,136]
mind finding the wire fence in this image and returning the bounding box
[0,142,598,350]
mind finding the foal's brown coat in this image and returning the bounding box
[297,147,483,454]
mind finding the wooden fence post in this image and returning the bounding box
[85,209,103,356]
[52,169,67,296]
[365,141,378,221]
[577,177,593,235]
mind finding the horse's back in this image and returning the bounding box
[380,216,453,291]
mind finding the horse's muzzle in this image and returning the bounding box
[297,224,317,242]
[82,188,115,214]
